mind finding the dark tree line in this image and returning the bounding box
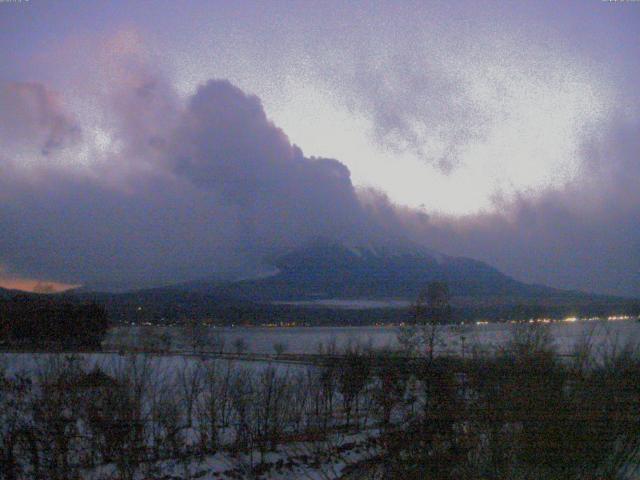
[0,296,109,347]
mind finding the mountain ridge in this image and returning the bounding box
[188,240,618,304]
[3,241,636,325]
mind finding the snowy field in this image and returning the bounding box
[0,352,301,380]
[2,318,640,479]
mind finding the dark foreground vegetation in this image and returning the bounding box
[0,296,109,348]
[1,324,639,479]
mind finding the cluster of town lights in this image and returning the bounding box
[473,314,635,326]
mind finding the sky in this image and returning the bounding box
[0,0,638,296]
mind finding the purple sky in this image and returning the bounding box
[0,0,638,296]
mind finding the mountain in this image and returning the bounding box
[195,240,606,305]
[37,240,636,324]
[57,285,256,324]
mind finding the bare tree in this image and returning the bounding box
[398,281,452,362]
[158,329,174,352]
[176,358,204,428]
[338,350,371,430]
[229,368,255,456]
[154,388,185,458]
[287,369,312,435]
[233,337,248,355]
[210,329,226,354]
[371,351,408,428]
[182,320,210,352]
[108,354,155,480]
[32,356,87,480]
[254,366,290,461]
[0,371,36,480]
[196,359,235,454]
[273,341,288,357]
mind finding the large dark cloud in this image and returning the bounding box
[169,80,362,219]
[0,78,373,290]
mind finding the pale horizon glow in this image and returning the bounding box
[0,276,79,294]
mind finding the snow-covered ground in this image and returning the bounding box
[83,430,376,480]
[0,352,301,379]
[3,319,640,479]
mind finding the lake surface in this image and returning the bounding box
[2,319,639,380]
[105,317,640,356]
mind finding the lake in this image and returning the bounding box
[104,317,640,356]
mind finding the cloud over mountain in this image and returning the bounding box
[0,67,374,290]
[0,28,638,297]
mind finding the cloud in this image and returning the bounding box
[1,73,638,296]
[0,30,637,297]
[0,71,373,290]
[319,49,487,173]
[356,115,640,297]
[0,82,81,159]
[167,80,367,240]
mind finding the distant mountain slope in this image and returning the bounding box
[60,285,255,323]
[43,240,636,324]
[206,240,593,303]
